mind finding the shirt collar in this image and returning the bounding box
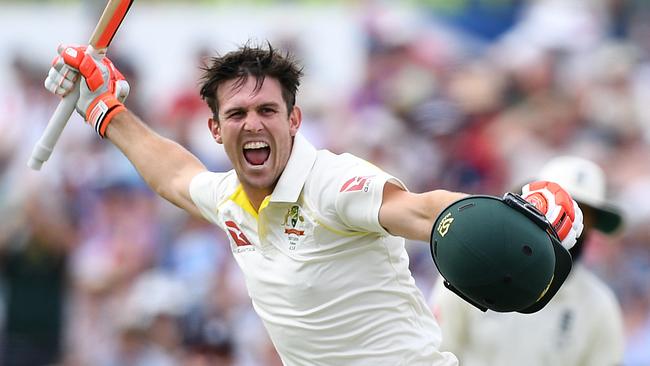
[271,132,317,203]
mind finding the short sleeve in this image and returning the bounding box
[333,158,407,234]
[189,171,234,224]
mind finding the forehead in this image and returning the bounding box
[217,76,284,110]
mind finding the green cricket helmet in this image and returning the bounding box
[430,193,572,313]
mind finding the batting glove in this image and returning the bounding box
[44,44,129,137]
[521,181,584,250]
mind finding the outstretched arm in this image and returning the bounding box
[379,183,467,242]
[106,111,206,217]
[381,180,583,248]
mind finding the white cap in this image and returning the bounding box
[539,156,623,233]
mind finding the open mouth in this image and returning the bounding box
[243,141,271,166]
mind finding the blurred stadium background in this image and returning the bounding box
[1,0,649,365]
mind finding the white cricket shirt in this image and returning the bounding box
[189,133,458,366]
[430,264,624,366]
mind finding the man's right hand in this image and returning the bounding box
[44,44,130,137]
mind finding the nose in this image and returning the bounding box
[243,113,264,132]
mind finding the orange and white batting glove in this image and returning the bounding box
[44,44,129,137]
[521,181,584,250]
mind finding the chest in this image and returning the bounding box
[215,199,394,305]
[219,199,329,256]
[218,198,367,279]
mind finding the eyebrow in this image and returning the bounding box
[223,102,281,116]
[257,102,281,109]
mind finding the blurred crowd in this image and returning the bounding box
[1,0,650,365]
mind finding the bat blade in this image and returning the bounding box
[28,0,134,171]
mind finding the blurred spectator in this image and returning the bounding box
[181,306,235,366]
[64,180,160,365]
[155,46,230,171]
[0,192,75,366]
[104,270,189,366]
[165,216,228,304]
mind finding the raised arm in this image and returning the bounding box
[106,112,206,217]
[44,45,207,217]
[379,183,467,242]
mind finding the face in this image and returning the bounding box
[581,205,595,231]
[209,76,301,195]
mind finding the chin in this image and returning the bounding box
[241,172,276,190]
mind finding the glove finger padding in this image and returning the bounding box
[44,57,79,96]
[48,44,128,138]
[522,181,584,250]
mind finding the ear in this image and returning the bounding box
[208,117,223,144]
[288,106,302,137]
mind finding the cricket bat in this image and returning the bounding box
[27,0,134,170]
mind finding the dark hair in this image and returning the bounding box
[199,41,303,118]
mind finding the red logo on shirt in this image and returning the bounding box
[340,175,373,192]
[225,221,252,246]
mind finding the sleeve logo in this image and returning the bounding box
[340,175,374,193]
[225,220,252,246]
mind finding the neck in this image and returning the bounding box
[242,185,273,212]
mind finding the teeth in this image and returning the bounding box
[243,141,269,149]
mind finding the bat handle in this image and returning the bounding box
[27,81,80,170]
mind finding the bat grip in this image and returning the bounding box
[27,82,80,170]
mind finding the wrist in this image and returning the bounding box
[104,108,142,142]
[85,93,126,138]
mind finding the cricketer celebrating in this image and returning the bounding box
[44,42,583,365]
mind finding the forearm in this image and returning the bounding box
[106,111,207,215]
[408,190,468,241]
[380,184,467,241]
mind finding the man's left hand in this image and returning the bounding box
[522,181,584,249]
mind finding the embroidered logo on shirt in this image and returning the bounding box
[225,220,252,246]
[340,175,374,193]
[284,205,306,250]
[284,205,305,236]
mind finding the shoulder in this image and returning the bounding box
[189,170,239,207]
[313,150,369,172]
[308,150,388,191]
[301,150,399,232]
[303,151,377,205]
[190,169,238,191]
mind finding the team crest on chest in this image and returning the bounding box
[284,205,306,250]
